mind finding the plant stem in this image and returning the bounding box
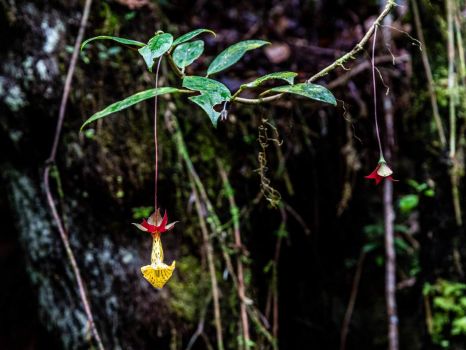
[381,10,399,349]
[327,54,410,90]
[165,1,397,106]
[43,0,105,349]
[447,0,457,159]
[167,53,184,78]
[189,176,225,350]
[307,0,397,83]
[446,0,463,227]
[168,110,224,349]
[218,162,251,349]
[154,57,162,211]
[340,251,366,350]
[371,26,385,158]
[384,179,398,350]
[167,108,276,349]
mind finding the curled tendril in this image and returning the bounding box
[255,118,282,208]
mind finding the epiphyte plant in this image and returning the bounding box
[80,28,337,288]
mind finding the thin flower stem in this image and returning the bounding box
[371,25,385,159]
[154,57,163,211]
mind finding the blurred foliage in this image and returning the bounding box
[424,280,466,348]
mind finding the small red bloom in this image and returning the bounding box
[133,209,177,236]
[365,159,396,185]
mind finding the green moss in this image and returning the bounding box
[168,255,209,322]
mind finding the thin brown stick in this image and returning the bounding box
[447,0,457,159]
[167,109,277,348]
[307,0,397,83]
[446,0,463,227]
[185,293,212,350]
[381,12,399,350]
[43,0,104,349]
[410,0,447,148]
[340,251,366,350]
[384,178,398,350]
[218,162,251,349]
[209,0,397,106]
[189,174,225,350]
[272,228,283,340]
[327,54,410,90]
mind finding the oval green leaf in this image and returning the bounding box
[207,40,270,76]
[173,29,216,46]
[182,76,231,126]
[399,194,419,214]
[173,40,204,69]
[81,87,181,130]
[81,36,145,51]
[138,33,173,71]
[264,83,337,105]
[241,71,297,89]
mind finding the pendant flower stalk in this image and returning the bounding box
[365,25,396,185]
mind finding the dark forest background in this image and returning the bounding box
[1,0,465,349]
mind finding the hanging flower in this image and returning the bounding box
[365,158,396,185]
[133,209,178,289]
[132,209,177,236]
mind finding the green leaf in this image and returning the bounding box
[172,40,204,69]
[241,71,297,88]
[182,76,231,126]
[81,36,145,51]
[399,194,419,214]
[207,40,270,76]
[138,33,173,71]
[424,188,435,197]
[81,87,180,130]
[183,76,231,100]
[362,242,380,254]
[394,237,411,253]
[189,94,223,127]
[264,83,337,105]
[173,28,216,46]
